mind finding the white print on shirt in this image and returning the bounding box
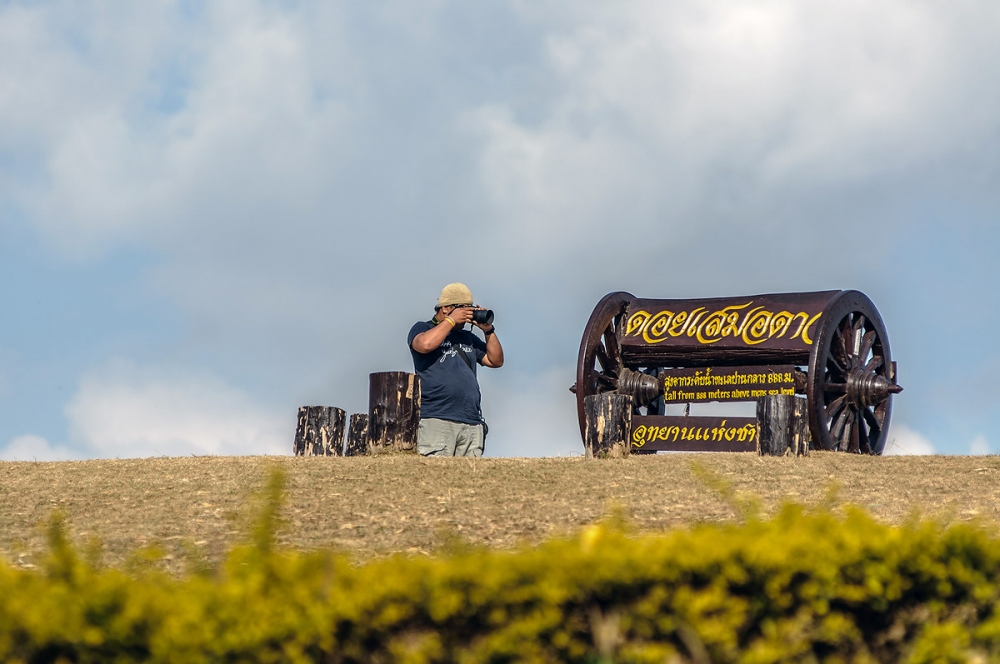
[438,341,477,364]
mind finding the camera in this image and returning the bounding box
[455,304,494,326]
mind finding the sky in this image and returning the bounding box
[2,0,999,460]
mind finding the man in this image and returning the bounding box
[408,283,504,457]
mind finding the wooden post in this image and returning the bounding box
[756,395,795,456]
[792,397,811,456]
[368,372,421,453]
[345,413,369,456]
[584,394,632,459]
[293,406,346,456]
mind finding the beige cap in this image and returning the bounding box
[437,282,473,308]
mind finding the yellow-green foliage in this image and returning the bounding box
[2,476,1000,663]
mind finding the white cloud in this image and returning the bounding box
[970,435,993,456]
[19,4,355,257]
[0,434,83,462]
[882,424,935,456]
[65,363,289,458]
[16,1,996,274]
[475,1,1000,266]
[9,0,1000,323]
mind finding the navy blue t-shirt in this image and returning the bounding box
[408,321,487,425]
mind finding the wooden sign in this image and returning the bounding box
[622,291,837,353]
[576,288,899,456]
[630,415,758,452]
[660,365,797,403]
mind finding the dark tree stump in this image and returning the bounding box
[584,394,632,459]
[793,396,811,456]
[293,406,346,456]
[756,395,796,456]
[345,413,369,456]
[368,372,421,454]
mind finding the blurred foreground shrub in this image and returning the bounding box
[2,476,1000,663]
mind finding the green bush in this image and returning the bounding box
[2,474,1000,663]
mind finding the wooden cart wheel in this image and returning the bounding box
[806,291,902,454]
[571,291,632,441]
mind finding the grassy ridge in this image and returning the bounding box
[2,470,1000,663]
[2,453,1000,574]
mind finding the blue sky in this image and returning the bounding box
[2,0,999,459]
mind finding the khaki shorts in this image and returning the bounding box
[417,418,484,457]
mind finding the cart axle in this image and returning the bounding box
[846,369,903,408]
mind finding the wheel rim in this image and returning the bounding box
[574,292,632,441]
[807,292,899,454]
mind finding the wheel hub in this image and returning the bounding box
[616,368,661,407]
[845,368,902,408]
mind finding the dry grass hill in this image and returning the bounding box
[2,453,999,574]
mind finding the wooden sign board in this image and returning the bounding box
[631,415,758,452]
[661,365,797,404]
[622,291,837,353]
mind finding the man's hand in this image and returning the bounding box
[447,305,475,326]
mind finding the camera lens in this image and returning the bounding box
[473,309,495,326]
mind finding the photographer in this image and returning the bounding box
[408,283,504,457]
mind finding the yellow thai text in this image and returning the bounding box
[632,420,758,447]
[625,302,823,346]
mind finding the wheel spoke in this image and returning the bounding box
[840,316,854,357]
[603,325,621,371]
[594,342,612,374]
[838,412,854,451]
[826,395,847,425]
[858,330,876,364]
[831,330,850,370]
[824,382,847,394]
[840,315,852,337]
[857,412,871,454]
[826,394,847,422]
[865,355,884,372]
[831,404,851,441]
[862,405,883,433]
[847,413,860,453]
[826,351,847,377]
[852,315,866,356]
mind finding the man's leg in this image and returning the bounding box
[418,418,459,456]
[455,423,484,458]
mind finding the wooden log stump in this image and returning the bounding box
[756,395,811,456]
[793,396,811,456]
[756,395,795,456]
[293,406,346,456]
[368,372,421,454]
[584,394,633,459]
[345,413,369,456]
